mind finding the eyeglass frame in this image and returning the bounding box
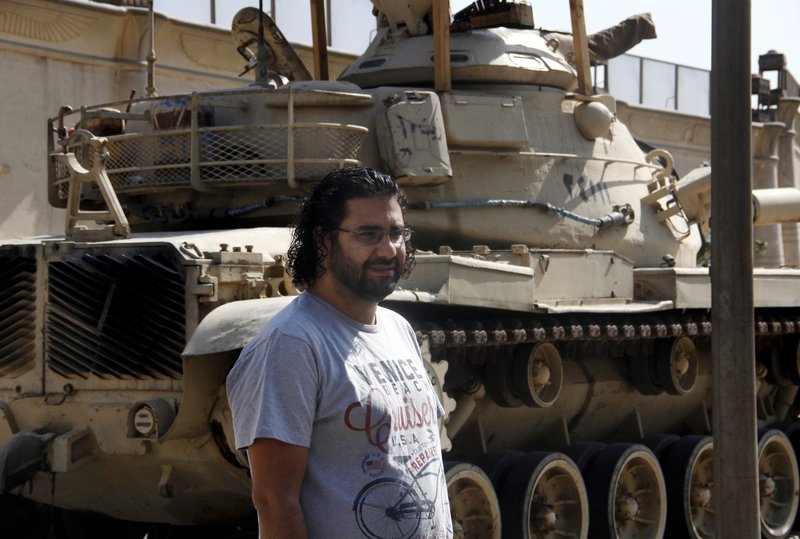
[334,225,413,246]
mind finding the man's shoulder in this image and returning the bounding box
[231,296,320,381]
[245,292,344,350]
[247,294,316,342]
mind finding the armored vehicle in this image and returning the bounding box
[2,1,800,538]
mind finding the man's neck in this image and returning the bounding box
[307,282,378,325]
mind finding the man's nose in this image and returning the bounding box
[375,234,401,257]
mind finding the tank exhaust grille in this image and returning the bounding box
[0,251,37,378]
[46,250,186,380]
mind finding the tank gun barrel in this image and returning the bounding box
[752,188,800,225]
[672,166,800,229]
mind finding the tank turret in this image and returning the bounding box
[49,1,697,269]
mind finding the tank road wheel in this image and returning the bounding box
[512,343,564,407]
[476,450,524,491]
[584,443,667,539]
[770,421,800,533]
[484,353,522,408]
[770,421,800,455]
[758,429,800,539]
[640,433,680,460]
[499,452,589,539]
[444,462,501,539]
[771,336,800,386]
[655,337,699,395]
[565,441,608,473]
[662,435,714,539]
[630,354,662,395]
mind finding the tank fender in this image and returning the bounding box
[164,296,295,441]
[0,430,55,493]
[183,295,296,357]
[160,355,234,441]
[0,401,19,444]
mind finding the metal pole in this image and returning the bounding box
[145,0,157,97]
[639,57,644,105]
[310,0,329,80]
[210,0,215,25]
[256,0,268,86]
[326,0,332,47]
[568,0,591,97]
[432,0,451,92]
[711,1,759,537]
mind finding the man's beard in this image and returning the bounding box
[328,240,402,302]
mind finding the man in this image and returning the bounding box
[226,167,453,539]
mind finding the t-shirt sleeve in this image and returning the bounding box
[226,332,320,450]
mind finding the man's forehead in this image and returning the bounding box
[342,195,403,220]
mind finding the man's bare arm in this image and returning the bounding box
[248,437,310,539]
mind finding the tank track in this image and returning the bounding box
[413,309,798,353]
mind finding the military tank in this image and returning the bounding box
[2,0,800,538]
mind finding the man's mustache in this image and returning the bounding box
[365,258,398,269]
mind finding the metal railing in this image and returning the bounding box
[596,54,711,116]
[52,90,368,198]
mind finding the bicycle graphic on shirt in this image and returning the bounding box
[352,455,445,539]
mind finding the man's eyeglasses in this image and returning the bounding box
[336,226,413,245]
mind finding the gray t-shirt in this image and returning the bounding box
[227,292,453,539]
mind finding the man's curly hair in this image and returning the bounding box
[286,167,416,289]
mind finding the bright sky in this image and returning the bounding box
[156,1,800,78]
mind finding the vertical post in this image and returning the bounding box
[146,0,157,97]
[189,92,201,190]
[711,1,759,538]
[568,0,591,96]
[255,0,269,86]
[326,0,332,47]
[210,0,216,24]
[639,57,644,105]
[310,0,329,80]
[433,0,451,92]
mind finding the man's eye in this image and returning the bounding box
[356,230,382,243]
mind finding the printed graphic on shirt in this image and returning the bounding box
[352,442,448,539]
[361,452,387,478]
[344,344,452,538]
[343,355,439,454]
